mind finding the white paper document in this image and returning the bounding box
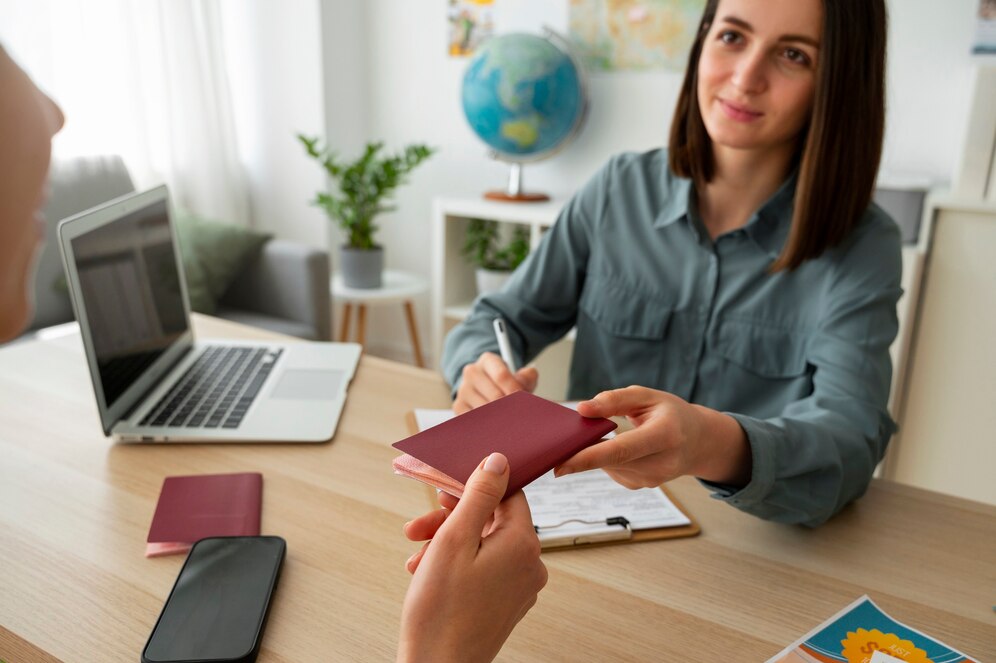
[525,468,690,543]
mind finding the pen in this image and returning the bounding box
[492,317,518,373]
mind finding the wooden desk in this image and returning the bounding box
[2,316,994,662]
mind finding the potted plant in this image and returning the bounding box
[298,135,434,288]
[461,219,530,295]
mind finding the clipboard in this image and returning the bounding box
[404,410,700,550]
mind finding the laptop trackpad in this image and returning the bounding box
[271,369,344,400]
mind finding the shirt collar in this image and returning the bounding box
[746,170,798,259]
[653,168,798,259]
[652,175,692,229]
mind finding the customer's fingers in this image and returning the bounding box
[436,490,459,511]
[434,453,509,552]
[403,508,449,542]
[489,490,534,534]
[433,490,493,535]
[404,540,431,574]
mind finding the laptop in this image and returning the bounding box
[57,185,361,443]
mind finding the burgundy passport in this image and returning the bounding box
[146,472,262,557]
[392,391,617,499]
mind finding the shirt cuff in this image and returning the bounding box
[697,412,777,510]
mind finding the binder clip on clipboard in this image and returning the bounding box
[535,516,633,548]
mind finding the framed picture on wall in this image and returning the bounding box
[448,0,495,57]
[973,0,996,54]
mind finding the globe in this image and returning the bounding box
[461,32,588,200]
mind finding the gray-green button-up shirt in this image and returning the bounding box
[442,149,902,527]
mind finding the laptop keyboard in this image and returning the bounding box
[139,346,283,429]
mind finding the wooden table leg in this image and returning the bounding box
[339,303,352,342]
[357,304,368,347]
[403,300,425,368]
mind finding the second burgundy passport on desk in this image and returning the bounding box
[146,472,262,557]
[392,391,617,499]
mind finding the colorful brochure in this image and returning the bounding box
[767,595,980,663]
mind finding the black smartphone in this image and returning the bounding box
[141,536,286,663]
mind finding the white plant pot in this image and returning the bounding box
[475,268,513,297]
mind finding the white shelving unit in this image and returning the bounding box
[431,196,571,396]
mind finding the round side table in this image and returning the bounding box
[331,269,428,367]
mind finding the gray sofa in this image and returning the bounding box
[27,155,331,341]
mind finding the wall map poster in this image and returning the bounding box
[569,0,705,71]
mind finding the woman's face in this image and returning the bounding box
[0,47,64,342]
[697,0,822,159]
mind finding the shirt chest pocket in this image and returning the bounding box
[576,279,673,390]
[579,279,672,339]
[713,318,810,379]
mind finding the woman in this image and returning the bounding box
[0,45,544,663]
[443,0,900,527]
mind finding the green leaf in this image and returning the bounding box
[297,137,435,248]
[462,219,529,270]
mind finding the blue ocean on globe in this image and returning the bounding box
[461,33,585,161]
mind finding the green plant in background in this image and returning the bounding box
[462,219,530,271]
[297,136,435,249]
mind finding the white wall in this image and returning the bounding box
[318,0,372,257]
[882,0,979,183]
[323,0,980,364]
[221,0,327,245]
[320,1,369,160]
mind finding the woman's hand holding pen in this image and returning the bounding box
[398,454,547,663]
[453,351,538,414]
[556,386,753,489]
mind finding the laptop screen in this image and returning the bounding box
[70,197,189,409]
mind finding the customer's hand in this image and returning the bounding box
[453,351,538,414]
[556,386,752,489]
[398,453,547,663]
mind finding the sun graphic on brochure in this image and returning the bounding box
[840,628,933,663]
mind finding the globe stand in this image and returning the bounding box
[484,162,549,203]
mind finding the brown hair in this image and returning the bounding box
[669,0,888,271]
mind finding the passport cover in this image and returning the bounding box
[392,391,617,499]
[145,472,262,557]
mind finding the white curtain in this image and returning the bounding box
[0,0,251,227]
